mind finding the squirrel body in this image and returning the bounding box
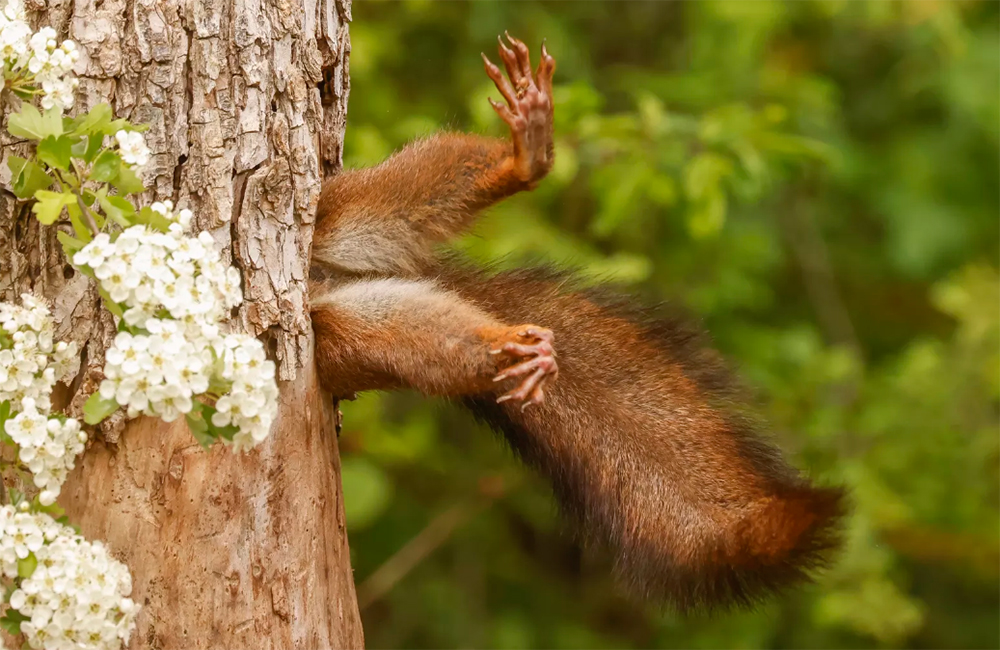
[310,35,845,612]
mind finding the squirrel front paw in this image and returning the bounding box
[481,33,556,186]
[490,326,558,409]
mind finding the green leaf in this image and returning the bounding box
[7,104,63,141]
[72,133,105,164]
[209,420,240,442]
[30,190,75,225]
[111,163,145,195]
[589,165,649,238]
[185,402,241,447]
[36,135,73,171]
[96,285,124,318]
[0,400,11,445]
[687,191,727,240]
[0,609,28,636]
[67,102,112,137]
[65,203,94,242]
[7,155,27,181]
[207,375,233,396]
[8,156,53,199]
[57,230,87,258]
[83,391,118,425]
[185,404,215,449]
[104,119,149,136]
[684,152,733,201]
[34,498,66,519]
[90,150,121,183]
[134,205,173,232]
[756,131,835,162]
[16,553,37,579]
[189,426,215,449]
[7,488,23,505]
[98,193,136,227]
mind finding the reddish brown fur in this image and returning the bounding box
[310,276,556,403]
[313,134,520,272]
[438,264,845,610]
[308,35,845,612]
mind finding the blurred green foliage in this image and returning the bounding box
[336,1,999,647]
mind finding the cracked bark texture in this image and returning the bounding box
[0,0,363,648]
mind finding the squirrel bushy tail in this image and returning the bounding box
[438,263,847,611]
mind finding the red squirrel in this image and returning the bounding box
[309,34,846,612]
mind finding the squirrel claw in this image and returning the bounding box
[497,366,550,406]
[492,326,557,409]
[483,32,555,185]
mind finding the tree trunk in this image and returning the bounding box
[0,0,363,648]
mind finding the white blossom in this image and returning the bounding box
[211,334,278,452]
[0,8,30,67]
[1,3,80,111]
[0,507,138,650]
[39,75,79,111]
[0,296,85,502]
[97,320,218,426]
[4,400,85,501]
[74,220,276,451]
[71,233,114,269]
[114,130,150,169]
[73,220,275,446]
[75,225,242,330]
[17,26,79,111]
[0,0,25,24]
[0,295,80,411]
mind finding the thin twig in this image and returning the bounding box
[74,191,99,235]
[356,502,477,610]
[778,187,864,417]
[779,189,861,358]
[356,474,512,610]
[67,164,101,236]
[51,172,100,236]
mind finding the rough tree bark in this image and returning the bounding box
[0,0,363,648]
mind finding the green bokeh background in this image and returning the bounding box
[336,2,1000,647]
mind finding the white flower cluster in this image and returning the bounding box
[0,3,80,111]
[5,399,85,506]
[0,295,80,412]
[114,130,150,170]
[26,28,79,111]
[73,203,278,451]
[0,506,138,650]
[0,0,30,65]
[73,205,239,330]
[211,334,279,451]
[0,296,85,505]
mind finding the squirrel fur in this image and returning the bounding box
[309,34,846,612]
